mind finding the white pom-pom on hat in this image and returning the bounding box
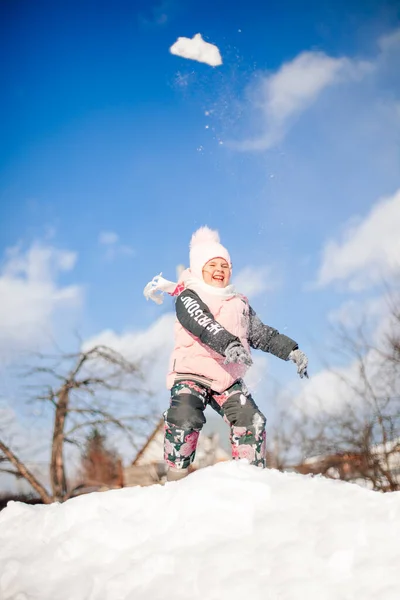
[190,226,220,248]
[189,225,231,280]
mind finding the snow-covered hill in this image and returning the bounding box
[1,462,399,600]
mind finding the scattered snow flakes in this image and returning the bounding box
[174,71,192,88]
[169,34,222,67]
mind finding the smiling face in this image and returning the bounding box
[202,257,231,288]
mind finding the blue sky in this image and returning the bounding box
[1,0,400,471]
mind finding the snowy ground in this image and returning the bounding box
[0,462,399,600]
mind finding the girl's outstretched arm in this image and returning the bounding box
[175,289,240,356]
[248,306,298,360]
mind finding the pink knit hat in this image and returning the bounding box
[189,226,231,280]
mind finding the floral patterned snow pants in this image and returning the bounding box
[164,379,266,470]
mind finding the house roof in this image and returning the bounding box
[132,417,164,466]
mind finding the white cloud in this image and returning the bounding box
[169,33,222,67]
[266,52,345,122]
[235,46,373,151]
[99,231,119,245]
[233,266,279,298]
[0,242,82,359]
[378,28,400,52]
[317,188,400,290]
[238,52,351,151]
[328,297,387,329]
[291,364,358,415]
[98,231,135,260]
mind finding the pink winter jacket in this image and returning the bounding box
[167,285,251,393]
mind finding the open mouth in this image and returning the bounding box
[213,274,224,281]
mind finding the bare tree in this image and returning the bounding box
[0,344,156,502]
[268,291,400,492]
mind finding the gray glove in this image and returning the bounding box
[224,341,253,367]
[288,349,309,379]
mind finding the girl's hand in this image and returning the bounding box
[224,341,253,367]
[288,349,309,379]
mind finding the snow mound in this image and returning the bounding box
[169,33,222,67]
[1,462,400,600]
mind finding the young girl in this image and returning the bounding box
[144,226,308,480]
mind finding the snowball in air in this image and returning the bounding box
[169,33,222,67]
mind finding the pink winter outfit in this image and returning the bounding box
[143,225,301,472]
[143,225,298,393]
[167,282,251,393]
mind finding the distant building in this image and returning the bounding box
[124,418,230,486]
[290,439,400,491]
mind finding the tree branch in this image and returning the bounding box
[0,440,53,503]
[0,467,22,477]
